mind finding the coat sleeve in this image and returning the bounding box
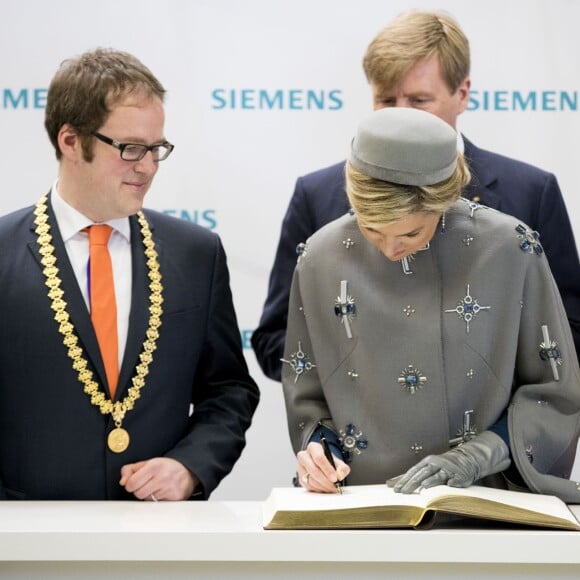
[533,173,580,362]
[508,237,580,502]
[164,237,260,498]
[282,262,335,453]
[251,177,317,381]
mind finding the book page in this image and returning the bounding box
[421,483,564,512]
[424,485,580,528]
[262,483,579,530]
[263,484,430,528]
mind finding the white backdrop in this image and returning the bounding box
[1,0,579,500]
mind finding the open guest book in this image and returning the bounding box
[262,484,580,530]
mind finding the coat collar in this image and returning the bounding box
[462,136,502,210]
[117,213,158,395]
[27,192,109,392]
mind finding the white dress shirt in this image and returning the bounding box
[50,182,132,367]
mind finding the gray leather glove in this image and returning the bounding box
[391,431,511,494]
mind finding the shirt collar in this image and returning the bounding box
[457,132,465,155]
[50,180,131,242]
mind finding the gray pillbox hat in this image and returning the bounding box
[349,107,458,186]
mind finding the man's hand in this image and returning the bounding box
[120,457,198,501]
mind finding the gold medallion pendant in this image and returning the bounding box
[108,427,130,453]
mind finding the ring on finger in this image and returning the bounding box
[301,473,310,484]
[150,493,158,502]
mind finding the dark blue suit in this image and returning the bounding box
[0,195,259,500]
[252,137,580,380]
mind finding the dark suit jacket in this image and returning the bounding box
[252,137,580,380]
[0,195,259,500]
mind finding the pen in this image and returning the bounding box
[320,432,343,494]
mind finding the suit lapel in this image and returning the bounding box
[462,137,501,210]
[27,194,109,392]
[116,213,160,398]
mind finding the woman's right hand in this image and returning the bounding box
[296,442,351,493]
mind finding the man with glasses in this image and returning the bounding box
[91,132,174,163]
[0,48,259,501]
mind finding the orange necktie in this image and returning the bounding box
[86,225,119,399]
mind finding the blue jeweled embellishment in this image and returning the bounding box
[449,410,478,447]
[539,324,563,381]
[397,365,427,394]
[457,409,477,443]
[459,197,488,219]
[335,280,356,339]
[445,284,491,333]
[280,341,317,383]
[339,423,368,462]
[515,224,543,256]
[467,201,482,218]
[539,344,563,363]
[525,445,534,464]
[295,242,308,262]
[334,298,356,318]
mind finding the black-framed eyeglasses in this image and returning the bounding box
[92,132,174,162]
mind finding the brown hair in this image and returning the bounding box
[45,48,166,161]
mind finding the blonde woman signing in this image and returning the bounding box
[282,107,580,502]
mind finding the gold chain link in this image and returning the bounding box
[33,195,163,426]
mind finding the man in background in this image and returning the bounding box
[252,10,580,381]
[0,48,259,500]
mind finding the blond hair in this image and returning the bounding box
[346,154,470,226]
[363,11,470,93]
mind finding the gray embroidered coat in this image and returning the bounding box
[282,199,580,502]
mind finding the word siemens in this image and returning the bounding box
[2,89,47,109]
[211,88,343,110]
[163,209,217,229]
[468,90,579,111]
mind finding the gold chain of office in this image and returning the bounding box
[33,194,164,453]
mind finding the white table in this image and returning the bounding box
[1,501,579,579]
